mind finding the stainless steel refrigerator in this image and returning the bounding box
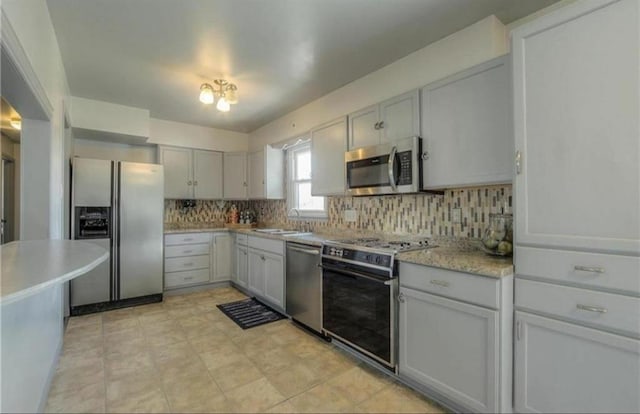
[70,157,164,314]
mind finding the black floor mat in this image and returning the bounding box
[216,297,286,329]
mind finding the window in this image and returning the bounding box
[287,142,327,218]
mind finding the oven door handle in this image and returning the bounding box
[388,145,398,192]
[320,264,394,285]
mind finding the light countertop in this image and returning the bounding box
[1,240,109,305]
[163,223,513,277]
[397,241,513,278]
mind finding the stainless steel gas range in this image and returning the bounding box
[320,236,434,370]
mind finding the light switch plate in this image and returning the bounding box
[452,208,462,223]
[344,209,357,222]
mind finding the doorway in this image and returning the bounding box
[1,97,22,243]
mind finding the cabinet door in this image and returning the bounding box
[247,150,264,199]
[247,248,265,296]
[263,145,285,199]
[512,0,640,254]
[211,233,231,281]
[311,117,347,196]
[223,152,248,200]
[193,150,223,199]
[236,245,248,288]
[348,105,380,149]
[379,90,420,143]
[421,56,511,189]
[514,311,640,413]
[263,251,284,310]
[159,146,192,199]
[399,287,499,413]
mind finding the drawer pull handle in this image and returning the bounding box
[183,250,193,254]
[576,304,607,313]
[574,265,604,274]
[430,280,450,288]
[184,276,194,281]
[183,238,193,242]
[184,262,194,267]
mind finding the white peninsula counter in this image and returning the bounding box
[0,240,109,413]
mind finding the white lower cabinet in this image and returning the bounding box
[246,236,285,311]
[235,244,248,289]
[262,252,284,309]
[211,233,231,282]
[247,249,266,296]
[514,311,640,414]
[399,287,499,413]
[163,232,231,290]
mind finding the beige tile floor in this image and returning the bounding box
[46,286,445,413]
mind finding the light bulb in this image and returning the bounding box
[199,83,214,104]
[225,88,238,104]
[10,118,21,130]
[216,97,230,112]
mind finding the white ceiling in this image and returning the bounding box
[47,0,558,133]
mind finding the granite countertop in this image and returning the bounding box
[1,240,109,305]
[163,223,513,277]
[397,238,513,278]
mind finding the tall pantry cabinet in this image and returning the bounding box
[511,1,640,413]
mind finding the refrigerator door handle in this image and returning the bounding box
[110,160,117,301]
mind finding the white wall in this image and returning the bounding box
[1,0,71,240]
[74,138,157,164]
[69,96,150,138]
[248,15,508,150]
[148,118,248,152]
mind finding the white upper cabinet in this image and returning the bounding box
[348,90,420,150]
[248,145,285,200]
[159,146,222,199]
[348,105,380,149]
[512,0,640,254]
[421,56,511,190]
[193,150,223,199]
[311,116,347,196]
[223,152,248,200]
[379,90,420,144]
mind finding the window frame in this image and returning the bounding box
[286,141,328,219]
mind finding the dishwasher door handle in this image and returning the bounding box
[288,246,320,255]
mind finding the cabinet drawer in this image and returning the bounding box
[165,243,210,258]
[164,255,210,273]
[516,279,640,337]
[516,246,640,295]
[236,234,248,246]
[248,236,284,255]
[164,269,210,288]
[165,233,210,246]
[400,262,500,309]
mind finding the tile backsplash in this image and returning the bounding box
[165,185,512,239]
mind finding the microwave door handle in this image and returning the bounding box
[388,146,398,192]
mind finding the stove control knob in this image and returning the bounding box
[366,254,372,263]
[375,256,382,264]
[330,248,336,255]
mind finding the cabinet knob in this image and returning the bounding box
[374,122,380,130]
[261,255,265,261]
[398,292,406,303]
[187,181,193,185]
[194,181,198,186]
[378,121,384,129]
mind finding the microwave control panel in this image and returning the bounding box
[397,150,413,185]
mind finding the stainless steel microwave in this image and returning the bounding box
[345,136,424,196]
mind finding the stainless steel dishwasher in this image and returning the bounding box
[286,242,322,334]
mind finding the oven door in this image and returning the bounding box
[321,262,397,368]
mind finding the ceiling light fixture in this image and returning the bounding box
[9,118,21,130]
[198,79,238,112]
